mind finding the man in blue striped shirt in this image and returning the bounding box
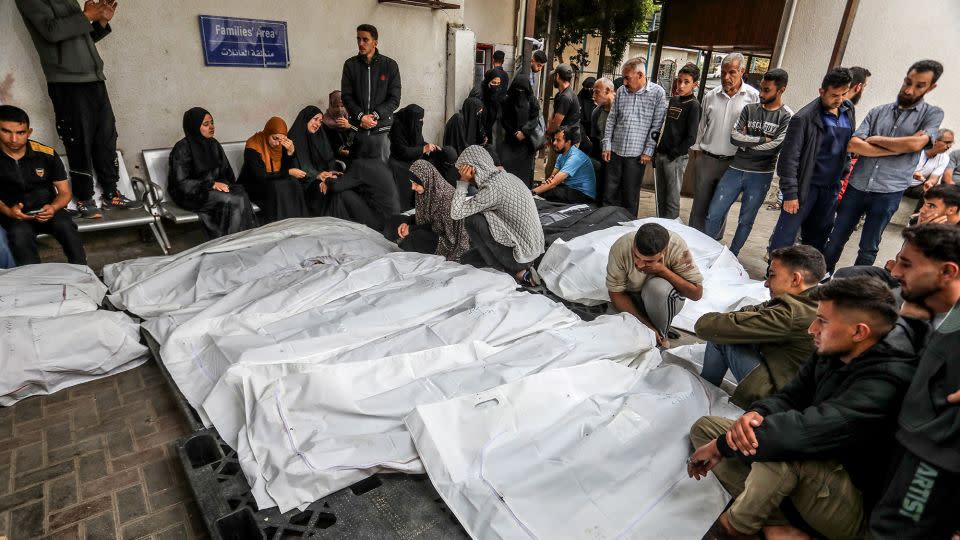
[602,57,667,217]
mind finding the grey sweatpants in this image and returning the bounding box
[622,277,686,336]
[654,153,689,219]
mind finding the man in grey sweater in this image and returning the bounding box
[16,0,141,219]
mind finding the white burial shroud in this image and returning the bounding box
[0,264,147,405]
[406,362,744,540]
[536,217,770,331]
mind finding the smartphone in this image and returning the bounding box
[25,209,43,215]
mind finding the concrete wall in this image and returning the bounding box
[779,0,958,129]
[0,0,515,176]
[464,0,516,47]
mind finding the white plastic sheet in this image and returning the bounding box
[0,263,107,316]
[0,310,148,405]
[103,218,399,317]
[406,362,743,540]
[537,218,770,331]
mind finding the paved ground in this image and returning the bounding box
[12,178,904,539]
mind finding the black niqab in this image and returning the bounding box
[500,76,539,135]
[182,107,222,173]
[392,104,425,150]
[443,97,485,155]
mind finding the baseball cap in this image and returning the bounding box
[551,63,574,81]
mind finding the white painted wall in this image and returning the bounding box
[0,0,512,176]
[779,0,958,129]
[464,0,516,47]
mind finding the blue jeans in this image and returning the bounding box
[700,342,764,388]
[0,226,14,269]
[822,185,903,272]
[768,183,840,253]
[704,169,773,255]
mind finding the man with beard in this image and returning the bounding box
[848,66,871,108]
[544,63,581,178]
[822,61,944,272]
[871,224,960,539]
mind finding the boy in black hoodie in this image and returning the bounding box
[654,63,701,220]
[688,276,919,539]
[871,224,960,539]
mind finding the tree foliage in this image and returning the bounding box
[537,0,656,72]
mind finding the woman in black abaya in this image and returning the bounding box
[287,105,354,219]
[237,116,309,223]
[389,104,441,210]
[168,107,257,238]
[443,97,485,156]
[498,77,541,187]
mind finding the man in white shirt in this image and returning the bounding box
[906,128,953,199]
[688,53,759,237]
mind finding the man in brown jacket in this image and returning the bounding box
[695,245,825,407]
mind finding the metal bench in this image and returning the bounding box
[40,151,168,254]
[141,142,259,250]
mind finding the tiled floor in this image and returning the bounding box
[11,177,904,540]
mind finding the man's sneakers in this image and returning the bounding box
[75,199,102,219]
[101,191,143,210]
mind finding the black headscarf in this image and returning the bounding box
[443,97,484,155]
[391,104,425,150]
[182,107,222,173]
[500,75,539,136]
[289,105,335,172]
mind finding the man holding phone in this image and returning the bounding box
[0,106,86,266]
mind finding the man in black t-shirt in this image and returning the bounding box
[0,106,85,266]
[545,63,581,177]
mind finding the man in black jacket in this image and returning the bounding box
[341,24,401,165]
[871,224,960,539]
[17,0,142,218]
[768,67,855,254]
[688,276,919,539]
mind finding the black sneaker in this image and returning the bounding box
[76,199,102,219]
[101,191,143,210]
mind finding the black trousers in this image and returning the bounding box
[1,210,86,265]
[542,183,595,205]
[464,214,526,274]
[603,153,644,217]
[47,82,119,201]
[870,445,960,539]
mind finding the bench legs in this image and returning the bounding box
[148,219,170,255]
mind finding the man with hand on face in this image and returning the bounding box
[823,60,944,273]
[870,224,960,539]
[0,106,85,266]
[916,184,960,225]
[533,125,596,204]
[341,23,401,165]
[695,245,826,407]
[688,276,919,540]
[606,223,703,348]
[602,57,667,217]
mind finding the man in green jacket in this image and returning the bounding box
[16,0,141,219]
[695,245,825,407]
[688,276,920,539]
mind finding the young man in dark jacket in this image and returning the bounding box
[341,24,401,165]
[871,224,960,539]
[769,68,856,254]
[16,0,142,218]
[653,63,700,220]
[688,276,920,539]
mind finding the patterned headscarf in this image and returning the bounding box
[410,160,470,261]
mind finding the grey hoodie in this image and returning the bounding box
[17,0,111,84]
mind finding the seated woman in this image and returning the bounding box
[443,97,485,156]
[389,104,441,210]
[238,116,308,223]
[498,77,541,187]
[386,160,470,262]
[321,137,400,232]
[451,145,545,286]
[322,90,357,166]
[287,105,351,218]
[168,107,257,238]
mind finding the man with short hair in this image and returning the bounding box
[823,60,944,272]
[601,58,667,217]
[529,49,547,100]
[0,105,85,265]
[704,69,792,256]
[688,53,760,235]
[695,245,826,407]
[654,62,701,219]
[341,24,402,164]
[606,222,703,347]
[489,50,509,99]
[848,66,871,106]
[689,276,919,539]
[17,0,142,218]
[917,184,960,225]
[769,67,856,253]
[544,63,581,176]
[871,224,960,538]
[590,77,616,201]
[534,125,596,204]
[906,128,953,200]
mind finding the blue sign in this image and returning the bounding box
[199,15,290,68]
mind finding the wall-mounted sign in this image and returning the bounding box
[199,15,290,68]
